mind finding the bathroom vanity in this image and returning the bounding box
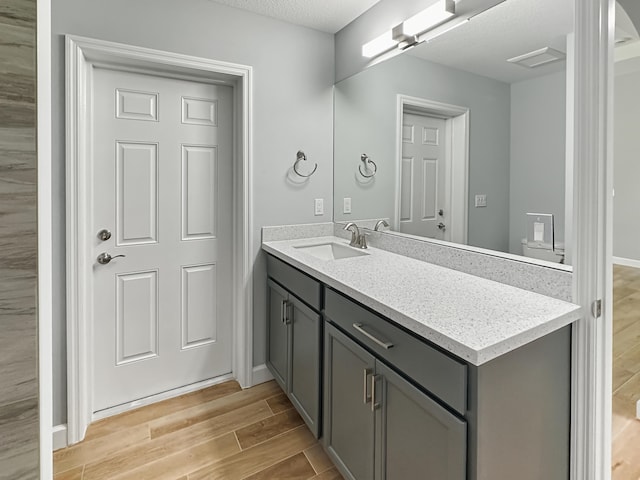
[263,230,581,480]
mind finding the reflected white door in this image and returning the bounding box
[400,113,448,239]
[91,67,233,412]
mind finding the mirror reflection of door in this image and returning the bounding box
[400,113,448,240]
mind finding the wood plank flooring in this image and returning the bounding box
[57,265,640,480]
[612,265,640,479]
[53,380,343,480]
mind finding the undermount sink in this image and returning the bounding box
[294,242,370,261]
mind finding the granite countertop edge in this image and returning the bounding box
[262,236,583,366]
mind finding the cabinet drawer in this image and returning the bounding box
[324,288,467,415]
[267,255,322,311]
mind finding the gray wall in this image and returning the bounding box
[52,0,334,424]
[508,71,567,255]
[613,65,640,261]
[0,0,39,476]
[334,53,512,253]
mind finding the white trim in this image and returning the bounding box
[252,364,275,385]
[637,399,640,420]
[52,425,68,452]
[395,95,469,244]
[65,35,253,445]
[92,374,234,421]
[37,0,53,475]
[612,256,640,268]
[571,0,613,479]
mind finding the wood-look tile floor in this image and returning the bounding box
[53,380,343,480]
[612,265,640,479]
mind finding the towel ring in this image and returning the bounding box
[293,150,317,178]
[359,154,377,178]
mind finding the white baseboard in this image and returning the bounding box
[53,424,67,451]
[92,373,234,422]
[252,364,274,386]
[637,399,640,420]
[613,256,640,268]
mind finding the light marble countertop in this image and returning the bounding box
[262,236,582,366]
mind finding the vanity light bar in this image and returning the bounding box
[362,30,397,58]
[402,0,456,36]
[361,0,457,58]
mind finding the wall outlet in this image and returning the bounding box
[475,194,487,208]
[314,198,324,216]
[343,197,352,214]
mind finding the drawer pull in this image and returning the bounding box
[363,368,372,404]
[353,323,394,349]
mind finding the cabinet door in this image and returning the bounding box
[266,279,289,391]
[289,295,322,437]
[324,323,376,480]
[376,361,466,480]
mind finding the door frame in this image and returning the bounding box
[571,0,613,478]
[395,95,469,244]
[65,35,254,445]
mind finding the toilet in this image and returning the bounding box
[521,212,565,263]
[521,238,565,263]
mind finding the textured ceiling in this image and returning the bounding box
[206,0,382,33]
[408,0,574,84]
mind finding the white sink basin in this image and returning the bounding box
[294,242,369,261]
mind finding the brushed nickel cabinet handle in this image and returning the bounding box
[281,299,287,324]
[352,323,394,349]
[371,374,381,412]
[363,368,372,404]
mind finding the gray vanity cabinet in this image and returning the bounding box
[267,279,289,389]
[324,323,466,480]
[377,362,466,480]
[324,323,376,480]
[266,256,322,437]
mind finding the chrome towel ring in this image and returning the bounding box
[293,150,317,178]
[359,154,377,178]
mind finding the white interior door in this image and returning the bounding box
[400,113,448,239]
[91,67,233,412]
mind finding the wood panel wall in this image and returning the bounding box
[0,0,39,478]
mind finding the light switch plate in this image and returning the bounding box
[343,197,352,214]
[475,194,487,208]
[314,198,324,216]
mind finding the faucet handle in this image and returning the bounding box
[359,233,368,249]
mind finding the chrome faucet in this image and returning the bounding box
[374,219,390,232]
[344,222,368,249]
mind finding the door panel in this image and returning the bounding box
[181,145,217,240]
[181,264,217,349]
[92,68,233,411]
[400,113,447,239]
[325,323,375,480]
[116,141,158,245]
[377,362,466,480]
[115,270,159,364]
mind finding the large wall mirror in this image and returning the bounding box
[334,0,574,266]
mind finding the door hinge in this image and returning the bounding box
[591,299,602,319]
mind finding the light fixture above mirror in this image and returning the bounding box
[362,0,457,58]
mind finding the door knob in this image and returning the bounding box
[97,229,112,241]
[97,252,126,264]
[437,222,446,230]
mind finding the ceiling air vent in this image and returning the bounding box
[507,47,566,68]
